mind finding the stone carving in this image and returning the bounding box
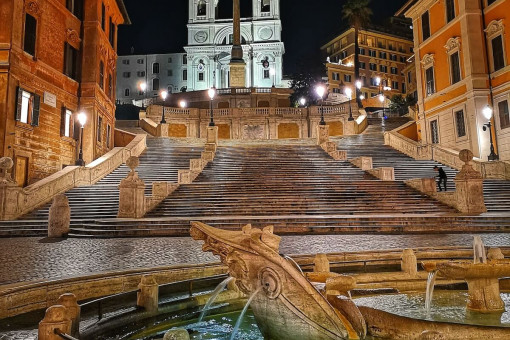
[26,1,41,16]
[48,195,70,238]
[137,275,159,313]
[420,54,435,67]
[485,19,504,39]
[66,29,81,45]
[56,293,80,337]
[242,125,265,140]
[454,149,487,214]
[118,156,146,218]
[190,221,366,340]
[444,37,461,53]
[38,305,71,340]
[0,157,15,184]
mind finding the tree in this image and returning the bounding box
[342,0,372,105]
[289,73,321,107]
[389,94,418,116]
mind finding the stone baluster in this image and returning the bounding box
[56,293,80,337]
[0,157,22,220]
[38,305,72,340]
[48,195,70,238]
[454,150,487,214]
[137,274,159,313]
[118,156,146,218]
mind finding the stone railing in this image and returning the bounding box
[384,129,432,160]
[0,132,147,220]
[140,117,158,136]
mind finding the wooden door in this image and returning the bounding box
[15,156,28,187]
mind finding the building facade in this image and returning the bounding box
[398,0,510,160]
[185,0,285,91]
[116,53,187,105]
[0,0,129,186]
[321,24,415,107]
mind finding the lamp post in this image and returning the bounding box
[482,104,499,161]
[270,68,276,88]
[345,87,354,121]
[208,87,216,127]
[75,112,87,166]
[379,93,385,118]
[139,82,147,109]
[299,97,306,107]
[160,90,168,124]
[355,80,362,103]
[315,85,326,126]
[179,100,187,109]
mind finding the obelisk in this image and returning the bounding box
[229,0,246,87]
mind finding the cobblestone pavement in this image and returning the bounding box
[1,233,510,285]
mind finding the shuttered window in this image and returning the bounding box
[15,87,40,126]
[61,107,73,137]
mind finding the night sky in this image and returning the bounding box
[118,0,408,75]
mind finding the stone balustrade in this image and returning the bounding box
[367,167,395,181]
[0,132,147,221]
[350,157,373,171]
[316,125,348,161]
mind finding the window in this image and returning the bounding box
[137,71,145,77]
[66,0,83,19]
[332,72,339,81]
[106,124,111,148]
[491,35,505,71]
[450,51,461,84]
[16,88,40,126]
[455,110,466,137]
[344,74,352,82]
[62,108,73,137]
[402,83,407,94]
[422,11,430,41]
[124,88,130,97]
[369,63,377,71]
[333,88,341,94]
[183,69,187,81]
[167,70,173,76]
[168,57,173,63]
[264,69,270,79]
[391,67,398,74]
[101,3,105,31]
[108,74,113,98]
[23,13,37,56]
[261,0,270,12]
[379,65,387,73]
[197,0,206,16]
[123,72,131,78]
[370,78,378,86]
[425,67,435,96]
[499,100,510,129]
[152,63,160,74]
[408,71,412,83]
[122,59,129,65]
[198,72,204,81]
[152,78,159,91]
[167,86,173,93]
[97,116,102,142]
[390,54,397,61]
[99,61,104,89]
[137,58,144,64]
[359,48,365,55]
[392,81,399,90]
[446,0,455,23]
[183,55,188,64]
[359,62,366,69]
[368,50,376,57]
[379,52,387,59]
[430,120,439,144]
[64,43,79,80]
[487,0,498,5]
[109,18,116,47]
[400,56,407,63]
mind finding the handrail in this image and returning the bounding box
[54,329,79,340]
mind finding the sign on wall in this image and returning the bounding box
[43,92,57,108]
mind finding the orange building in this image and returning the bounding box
[321,23,415,108]
[0,0,129,186]
[397,0,510,161]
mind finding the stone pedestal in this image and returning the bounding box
[118,157,146,218]
[368,167,395,181]
[56,294,80,337]
[229,62,246,88]
[48,195,70,238]
[201,151,215,162]
[344,120,356,135]
[38,305,72,340]
[401,249,417,276]
[178,170,199,185]
[466,277,505,312]
[350,157,372,170]
[157,123,169,138]
[152,182,179,198]
[454,150,487,214]
[137,275,159,313]
[0,157,22,221]
[488,248,505,260]
[313,254,330,273]
[316,125,329,145]
[190,159,207,172]
[206,126,219,145]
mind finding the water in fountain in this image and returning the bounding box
[473,235,487,264]
[198,276,235,322]
[230,287,261,340]
[425,270,438,314]
[283,255,304,275]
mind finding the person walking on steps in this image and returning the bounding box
[434,166,447,192]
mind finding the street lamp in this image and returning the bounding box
[160,90,168,124]
[270,68,276,88]
[375,77,381,86]
[360,94,365,100]
[208,87,216,127]
[75,112,87,166]
[139,82,147,109]
[315,85,326,126]
[299,97,306,107]
[345,87,354,121]
[179,100,187,109]
[379,93,386,118]
[482,104,499,161]
[356,80,362,90]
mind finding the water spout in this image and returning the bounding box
[425,271,438,314]
[283,255,304,275]
[230,287,261,340]
[198,276,235,322]
[473,236,487,264]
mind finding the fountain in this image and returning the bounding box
[198,276,235,322]
[191,221,510,339]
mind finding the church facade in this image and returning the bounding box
[185,0,285,91]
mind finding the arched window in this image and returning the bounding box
[261,0,270,12]
[124,88,130,97]
[197,0,206,16]
[152,62,160,74]
[152,78,160,91]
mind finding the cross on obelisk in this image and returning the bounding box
[229,0,246,88]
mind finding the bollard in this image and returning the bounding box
[137,275,159,313]
[38,305,71,340]
[48,195,70,238]
[56,293,80,337]
[313,253,330,273]
[401,249,417,276]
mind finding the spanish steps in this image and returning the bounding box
[2,117,510,237]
